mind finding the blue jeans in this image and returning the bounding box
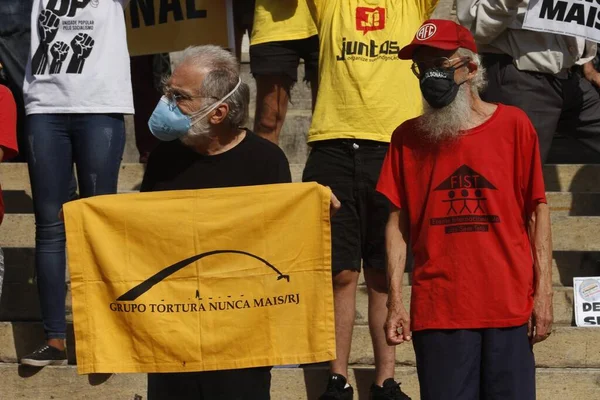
[26,114,125,339]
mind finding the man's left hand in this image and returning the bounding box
[528,291,553,345]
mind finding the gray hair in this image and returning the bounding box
[178,45,250,128]
[455,47,487,94]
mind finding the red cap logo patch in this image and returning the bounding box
[355,7,386,35]
[416,23,437,41]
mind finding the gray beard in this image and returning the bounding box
[180,118,212,147]
[417,84,472,143]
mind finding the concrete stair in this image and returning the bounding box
[1,364,599,400]
[2,160,600,399]
[1,322,600,369]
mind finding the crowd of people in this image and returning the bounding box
[2,0,598,399]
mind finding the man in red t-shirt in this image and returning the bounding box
[377,20,553,399]
[0,83,19,301]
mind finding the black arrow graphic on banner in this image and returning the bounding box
[116,250,290,301]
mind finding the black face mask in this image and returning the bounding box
[419,67,463,109]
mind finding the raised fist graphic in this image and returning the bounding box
[66,33,95,74]
[50,41,70,74]
[38,9,60,45]
[31,9,60,75]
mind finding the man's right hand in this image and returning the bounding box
[528,291,553,345]
[385,299,411,345]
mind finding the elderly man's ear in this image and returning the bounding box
[466,60,478,80]
[210,103,230,125]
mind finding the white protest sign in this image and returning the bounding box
[523,0,600,43]
[574,277,600,327]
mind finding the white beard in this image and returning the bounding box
[417,83,472,143]
[180,118,212,147]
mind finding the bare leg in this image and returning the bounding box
[254,75,292,144]
[364,268,396,386]
[330,269,360,379]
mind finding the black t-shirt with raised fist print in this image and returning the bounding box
[24,0,133,115]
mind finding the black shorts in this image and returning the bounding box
[302,139,389,273]
[413,325,535,400]
[250,35,319,83]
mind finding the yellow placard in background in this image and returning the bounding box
[125,0,232,56]
[65,182,335,374]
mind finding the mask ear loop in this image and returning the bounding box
[190,77,243,124]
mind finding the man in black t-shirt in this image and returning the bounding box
[144,45,290,400]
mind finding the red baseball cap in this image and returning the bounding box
[398,19,477,60]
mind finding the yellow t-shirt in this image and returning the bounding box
[307,0,438,143]
[251,0,318,45]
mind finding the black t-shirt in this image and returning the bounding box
[141,130,292,192]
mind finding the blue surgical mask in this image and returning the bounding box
[148,78,242,141]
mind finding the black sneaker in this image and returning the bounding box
[20,344,67,367]
[319,373,354,400]
[370,378,411,400]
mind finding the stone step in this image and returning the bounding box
[354,286,576,327]
[0,364,598,400]
[2,213,599,250]
[349,326,600,369]
[5,189,600,216]
[2,250,594,321]
[3,164,600,198]
[274,366,600,400]
[0,264,580,324]
[0,324,598,369]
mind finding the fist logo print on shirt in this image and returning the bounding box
[32,9,61,75]
[67,33,95,73]
[32,0,96,76]
[50,41,70,73]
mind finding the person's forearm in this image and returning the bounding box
[0,147,4,163]
[386,210,409,308]
[529,203,553,297]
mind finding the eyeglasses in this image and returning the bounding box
[163,86,219,104]
[163,86,202,103]
[411,56,471,78]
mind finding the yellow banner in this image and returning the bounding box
[64,183,335,374]
[125,0,232,57]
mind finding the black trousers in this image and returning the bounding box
[147,367,272,400]
[481,53,600,162]
[413,325,535,400]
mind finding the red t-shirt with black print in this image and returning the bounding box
[377,104,546,331]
